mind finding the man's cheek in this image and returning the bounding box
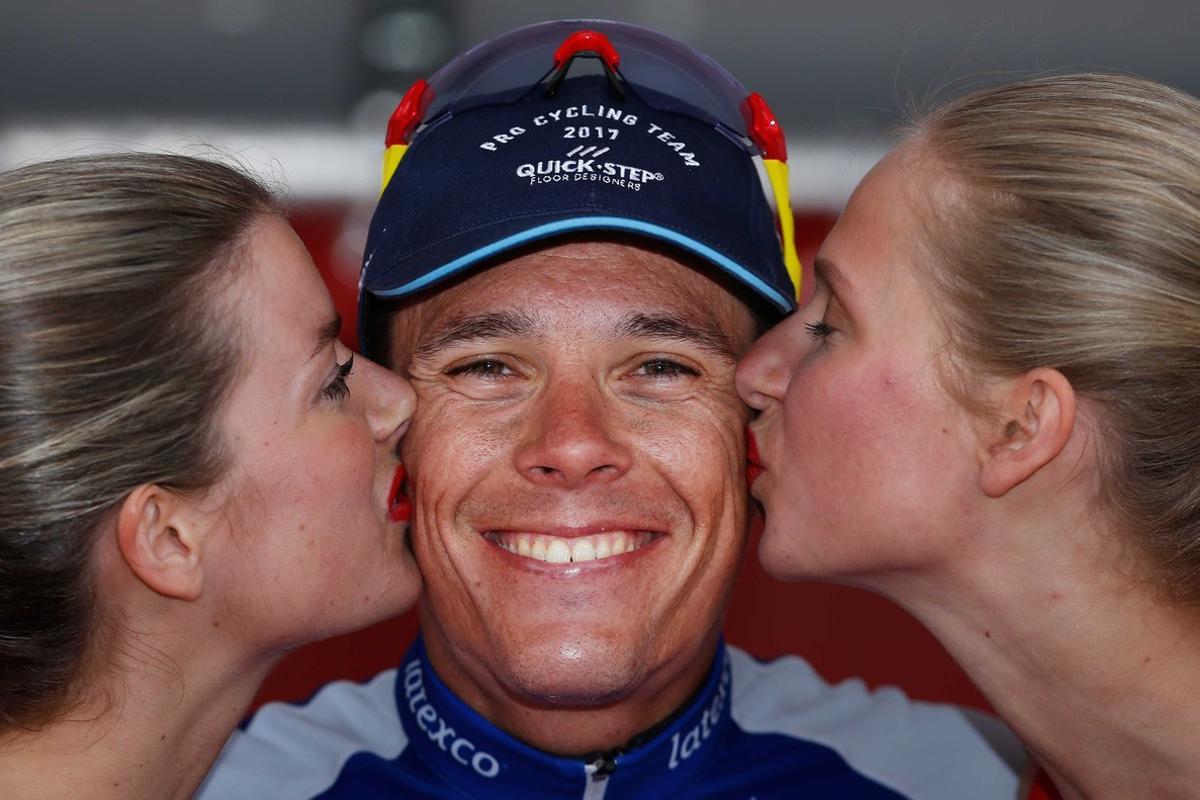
[404,398,485,463]
[638,425,743,496]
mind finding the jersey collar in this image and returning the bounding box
[395,636,733,799]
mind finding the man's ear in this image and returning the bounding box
[115,484,206,601]
[979,367,1077,498]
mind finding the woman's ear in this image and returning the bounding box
[979,367,1077,498]
[115,484,206,601]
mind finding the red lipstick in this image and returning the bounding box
[388,464,412,523]
[746,428,765,487]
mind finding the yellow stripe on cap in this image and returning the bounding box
[764,158,802,300]
[381,144,409,195]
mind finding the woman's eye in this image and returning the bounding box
[447,358,515,378]
[322,355,354,402]
[805,320,835,339]
[633,358,699,379]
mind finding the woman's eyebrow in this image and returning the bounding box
[309,314,342,360]
[813,256,849,295]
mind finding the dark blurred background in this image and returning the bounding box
[4,0,1197,712]
[8,0,1198,209]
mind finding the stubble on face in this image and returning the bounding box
[383,239,757,750]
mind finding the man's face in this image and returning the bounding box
[389,239,756,711]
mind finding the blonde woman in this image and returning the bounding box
[0,153,420,799]
[737,74,1200,799]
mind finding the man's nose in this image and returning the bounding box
[514,379,633,488]
[735,320,798,410]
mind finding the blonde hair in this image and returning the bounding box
[909,74,1200,602]
[0,153,276,727]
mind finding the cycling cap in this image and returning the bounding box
[360,19,801,335]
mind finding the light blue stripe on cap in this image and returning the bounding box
[370,217,794,312]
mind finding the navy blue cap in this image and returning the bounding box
[361,74,795,323]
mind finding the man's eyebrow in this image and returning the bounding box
[310,313,342,359]
[413,311,543,361]
[614,312,737,358]
[813,256,849,294]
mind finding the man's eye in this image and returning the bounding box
[447,358,515,378]
[633,358,699,379]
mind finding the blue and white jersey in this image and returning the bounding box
[197,639,1024,799]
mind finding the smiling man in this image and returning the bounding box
[198,19,1024,800]
[384,237,758,763]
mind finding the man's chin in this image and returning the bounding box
[488,634,653,708]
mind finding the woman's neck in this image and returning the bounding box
[883,515,1200,800]
[0,634,278,800]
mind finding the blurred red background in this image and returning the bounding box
[253,206,988,714]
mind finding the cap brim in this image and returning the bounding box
[364,214,794,314]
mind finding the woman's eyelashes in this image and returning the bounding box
[322,355,354,402]
[805,320,835,339]
[803,293,844,341]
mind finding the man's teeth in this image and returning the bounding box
[486,531,655,563]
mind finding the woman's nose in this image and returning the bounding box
[357,354,417,446]
[736,315,803,410]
